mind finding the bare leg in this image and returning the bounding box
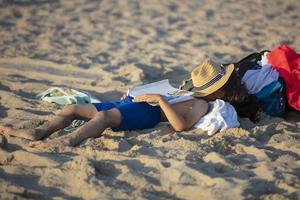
[30,108,121,149]
[0,104,98,140]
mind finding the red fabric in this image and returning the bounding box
[267,45,300,111]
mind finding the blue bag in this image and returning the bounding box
[255,80,286,116]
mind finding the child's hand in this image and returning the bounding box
[120,93,127,100]
[120,89,129,100]
[133,94,163,104]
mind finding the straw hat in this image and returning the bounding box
[182,60,234,97]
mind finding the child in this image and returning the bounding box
[0,91,208,149]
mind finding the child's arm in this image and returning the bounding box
[134,94,208,132]
[158,97,191,131]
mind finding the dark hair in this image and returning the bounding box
[219,70,248,103]
[219,70,261,122]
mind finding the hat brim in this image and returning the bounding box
[191,63,235,97]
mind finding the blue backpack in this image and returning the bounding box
[255,79,286,117]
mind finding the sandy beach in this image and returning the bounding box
[0,0,300,199]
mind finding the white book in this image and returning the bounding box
[128,79,194,105]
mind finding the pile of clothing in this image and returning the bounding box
[241,45,300,116]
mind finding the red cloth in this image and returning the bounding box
[267,45,300,111]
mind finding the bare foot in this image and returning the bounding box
[0,125,38,140]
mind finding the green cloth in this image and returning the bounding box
[37,87,101,105]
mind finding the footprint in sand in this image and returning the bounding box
[94,161,121,179]
[160,161,171,168]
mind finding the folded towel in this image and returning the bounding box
[37,87,101,105]
[193,99,240,136]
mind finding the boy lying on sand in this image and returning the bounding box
[0,60,242,149]
[0,93,207,149]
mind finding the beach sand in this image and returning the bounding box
[0,0,300,199]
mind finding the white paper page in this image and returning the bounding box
[129,79,192,97]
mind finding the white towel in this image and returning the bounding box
[242,52,279,94]
[193,99,240,136]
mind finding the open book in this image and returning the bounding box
[128,79,194,105]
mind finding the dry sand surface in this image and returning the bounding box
[0,0,300,199]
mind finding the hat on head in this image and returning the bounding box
[182,60,234,97]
